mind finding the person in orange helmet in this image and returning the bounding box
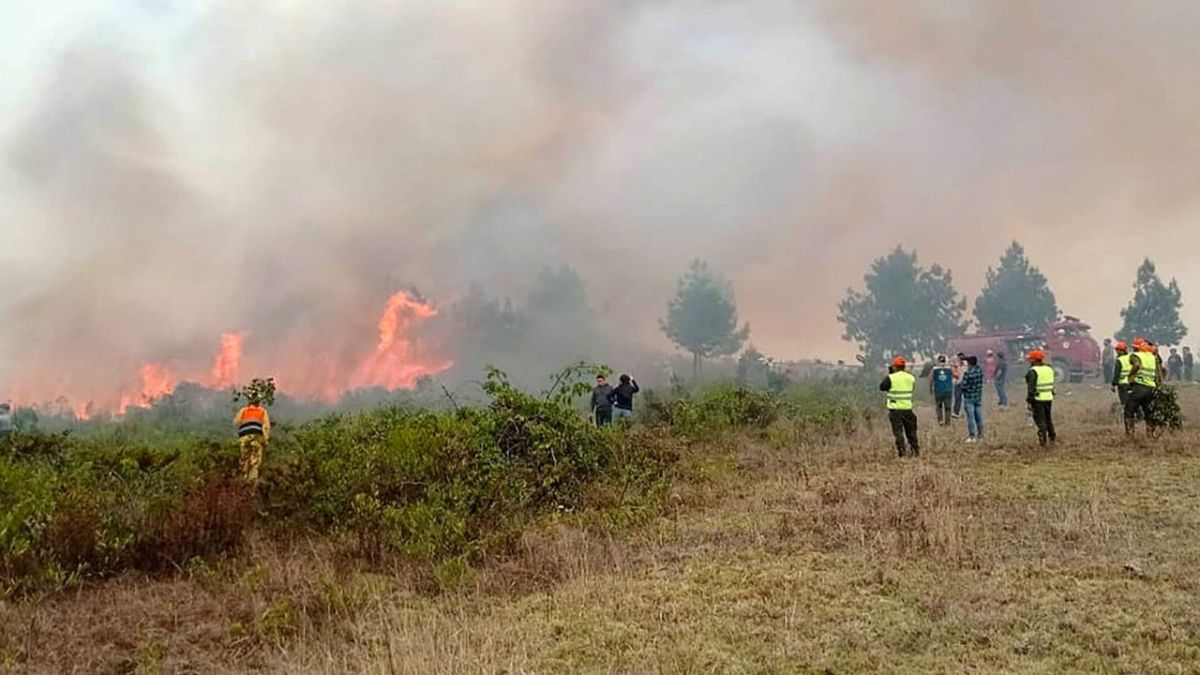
[1025,350,1057,446]
[1125,339,1161,436]
[1110,341,1134,408]
[879,356,919,457]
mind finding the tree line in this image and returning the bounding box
[439,243,1188,380]
[658,242,1188,372]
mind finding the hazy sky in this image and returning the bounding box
[3,0,1200,403]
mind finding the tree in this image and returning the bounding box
[736,346,771,388]
[1117,259,1187,345]
[526,265,588,315]
[838,247,967,365]
[661,260,750,378]
[973,241,1060,331]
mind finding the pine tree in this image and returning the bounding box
[838,247,968,365]
[973,241,1060,331]
[1117,259,1187,345]
[662,260,750,379]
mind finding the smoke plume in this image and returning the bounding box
[3,0,1200,409]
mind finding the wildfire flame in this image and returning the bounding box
[209,332,245,388]
[351,291,452,391]
[10,291,452,419]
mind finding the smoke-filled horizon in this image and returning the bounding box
[3,1,1200,408]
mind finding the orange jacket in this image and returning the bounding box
[235,405,271,440]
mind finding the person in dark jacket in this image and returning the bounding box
[994,352,1009,406]
[590,376,615,427]
[1111,341,1133,408]
[610,374,640,422]
[1167,348,1184,381]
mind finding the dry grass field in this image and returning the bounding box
[6,383,1200,673]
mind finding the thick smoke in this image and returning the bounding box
[3,0,1200,407]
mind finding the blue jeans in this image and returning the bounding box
[964,399,983,438]
[614,408,634,422]
[995,379,1008,406]
[953,384,963,415]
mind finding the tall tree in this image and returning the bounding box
[1117,259,1187,345]
[973,241,1060,331]
[662,260,750,378]
[838,247,967,365]
[526,265,588,315]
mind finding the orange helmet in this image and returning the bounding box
[1133,338,1147,347]
[891,356,907,367]
[1027,349,1045,362]
[1114,341,1128,351]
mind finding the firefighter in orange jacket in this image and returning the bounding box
[234,400,271,481]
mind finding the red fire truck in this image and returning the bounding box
[947,316,1102,383]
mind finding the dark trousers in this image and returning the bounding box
[1030,401,1056,445]
[594,408,612,427]
[888,409,919,457]
[1124,384,1156,432]
[934,393,952,426]
[1102,362,1115,385]
[1116,384,1130,409]
[952,384,963,415]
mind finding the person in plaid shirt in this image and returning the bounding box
[960,355,985,443]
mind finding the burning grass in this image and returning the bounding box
[6,381,1200,672]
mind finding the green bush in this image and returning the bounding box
[641,381,865,441]
[262,367,651,560]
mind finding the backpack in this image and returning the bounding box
[932,367,954,395]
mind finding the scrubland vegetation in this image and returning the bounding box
[3,372,1199,674]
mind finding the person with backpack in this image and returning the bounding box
[929,355,954,426]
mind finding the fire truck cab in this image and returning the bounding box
[947,316,1101,383]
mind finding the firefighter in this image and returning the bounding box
[1110,341,1133,408]
[879,357,919,457]
[234,397,271,481]
[1125,339,1160,436]
[1026,350,1057,446]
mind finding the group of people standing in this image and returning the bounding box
[926,351,1010,442]
[589,374,640,427]
[1108,339,1169,434]
[882,337,1172,458]
[881,349,1057,457]
[1104,339,1192,383]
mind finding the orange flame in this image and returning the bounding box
[351,291,453,391]
[13,291,451,418]
[209,332,245,388]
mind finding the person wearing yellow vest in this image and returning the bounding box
[1025,350,1057,446]
[1110,341,1134,409]
[879,356,919,457]
[1125,339,1160,436]
[234,400,271,481]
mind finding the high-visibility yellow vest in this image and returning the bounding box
[1134,351,1159,388]
[1032,365,1056,401]
[1117,353,1133,382]
[887,371,916,410]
